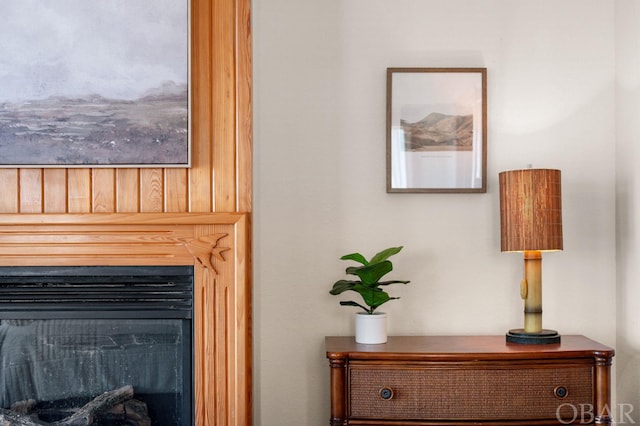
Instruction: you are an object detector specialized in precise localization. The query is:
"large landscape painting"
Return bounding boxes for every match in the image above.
[0,1,189,167]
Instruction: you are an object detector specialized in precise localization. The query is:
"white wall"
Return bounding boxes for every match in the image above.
[616,0,640,423]
[254,1,617,424]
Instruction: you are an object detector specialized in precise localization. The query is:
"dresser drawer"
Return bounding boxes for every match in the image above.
[348,363,594,421]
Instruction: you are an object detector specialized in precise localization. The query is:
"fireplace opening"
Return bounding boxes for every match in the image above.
[0,265,193,425]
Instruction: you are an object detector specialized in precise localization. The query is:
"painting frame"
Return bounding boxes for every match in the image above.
[0,1,191,168]
[386,67,487,193]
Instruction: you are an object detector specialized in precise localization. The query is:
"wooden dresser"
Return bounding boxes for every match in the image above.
[325,335,614,425]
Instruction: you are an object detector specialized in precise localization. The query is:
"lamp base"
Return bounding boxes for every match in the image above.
[506,329,561,345]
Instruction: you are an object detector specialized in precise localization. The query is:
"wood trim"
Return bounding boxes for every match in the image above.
[0,213,251,425]
[189,0,214,213]
[236,0,253,213]
[0,212,246,226]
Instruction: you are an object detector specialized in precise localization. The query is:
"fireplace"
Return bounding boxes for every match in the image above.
[0,213,252,425]
[0,265,194,425]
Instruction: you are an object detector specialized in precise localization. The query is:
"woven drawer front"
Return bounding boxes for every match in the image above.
[349,365,593,421]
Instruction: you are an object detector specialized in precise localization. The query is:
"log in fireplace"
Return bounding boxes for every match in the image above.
[0,265,194,425]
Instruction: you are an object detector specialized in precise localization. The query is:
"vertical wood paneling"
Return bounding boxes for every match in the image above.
[189,0,213,213]
[68,169,91,213]
[43,169,67,213]
[92,169,116,212]
[116,169,140,212]
[0,170,19,212]
[165,168,189,212]
[237,0,253,213]
[140,169,164,212]
[212,0,237,212]
[19,169,43,213]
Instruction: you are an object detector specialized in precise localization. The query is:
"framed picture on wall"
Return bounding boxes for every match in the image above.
[386,68,487,193]
[0,1,190,168]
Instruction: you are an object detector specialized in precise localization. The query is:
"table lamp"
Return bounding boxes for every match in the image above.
[499,168,563,344]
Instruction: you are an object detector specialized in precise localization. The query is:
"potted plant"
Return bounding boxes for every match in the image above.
[329,246,410,344]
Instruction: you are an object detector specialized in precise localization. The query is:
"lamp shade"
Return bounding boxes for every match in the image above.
[499,169,563,252]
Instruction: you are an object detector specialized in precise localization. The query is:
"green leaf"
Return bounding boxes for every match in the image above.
[377,279,410,286]
[347,261,393,286]
[329,280,358,295]
[340,252,368,265]
[353,283,395,308]
[369,246,403,265]
[338,300,371,313]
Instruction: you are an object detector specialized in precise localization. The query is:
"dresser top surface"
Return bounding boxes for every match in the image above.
[325,335,614,360]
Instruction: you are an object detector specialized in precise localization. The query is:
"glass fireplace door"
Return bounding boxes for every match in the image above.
[0,266,193,425]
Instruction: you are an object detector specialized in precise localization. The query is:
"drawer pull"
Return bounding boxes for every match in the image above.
[379,387,394,400]
[554,386,568,399]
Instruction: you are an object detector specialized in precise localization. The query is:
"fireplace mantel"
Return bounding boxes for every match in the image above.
[0,212,251,425]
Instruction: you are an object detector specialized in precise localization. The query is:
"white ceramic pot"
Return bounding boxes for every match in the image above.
[355,312,388,344]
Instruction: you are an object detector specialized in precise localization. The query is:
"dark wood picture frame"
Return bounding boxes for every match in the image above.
[386,68,487,193]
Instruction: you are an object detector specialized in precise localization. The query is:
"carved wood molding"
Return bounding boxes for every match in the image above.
[0,213,243,268]
[183,233,231,273]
